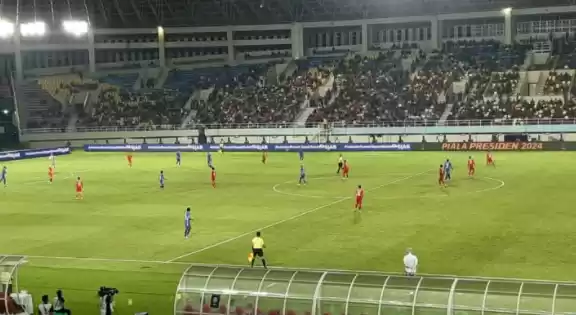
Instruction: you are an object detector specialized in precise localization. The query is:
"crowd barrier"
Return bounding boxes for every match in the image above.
[0,147,71,162]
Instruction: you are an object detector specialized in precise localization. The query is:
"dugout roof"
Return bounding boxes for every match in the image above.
[0,255,27,314]
[174,264,576,315]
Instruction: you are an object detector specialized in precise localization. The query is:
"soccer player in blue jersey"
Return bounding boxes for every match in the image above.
[207,152,213,168]
[1,166,6,187]
[184,207,192,239]
[298,149,304,161]
[176,151,181,167]
[298,164,307,185]
[444,159,453,181]
[159,170,165,189]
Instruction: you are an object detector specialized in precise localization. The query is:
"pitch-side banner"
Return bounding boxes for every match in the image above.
[83,143,413,152]
[439,142,567,151]
[0,147,71,162]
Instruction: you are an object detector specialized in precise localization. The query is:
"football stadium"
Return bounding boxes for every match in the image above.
[3,0,576,314]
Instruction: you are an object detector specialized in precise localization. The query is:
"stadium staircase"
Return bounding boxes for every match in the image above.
[198,87,214,101]
[155,68,169,89]
[293,100,314,127]
[67,112,78,131]
[515,72,528,96]
[180,110,197,129]
[19,82,60,112]
[437,103,454,125]
[180,89,205,128]
[17,81,63,127]
[279,61,298,83]
[535,72,549,95]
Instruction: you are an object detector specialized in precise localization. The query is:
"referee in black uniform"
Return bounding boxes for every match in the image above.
[251,231,268,269]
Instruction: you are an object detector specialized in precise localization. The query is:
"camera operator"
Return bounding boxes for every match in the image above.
[53,290,71,315]
[98,287,118,315]
[99,293,114,315]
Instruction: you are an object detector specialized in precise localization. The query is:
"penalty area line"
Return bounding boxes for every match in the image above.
[164,169,432,263]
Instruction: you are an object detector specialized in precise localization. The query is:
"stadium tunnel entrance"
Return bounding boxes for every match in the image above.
[0,255,28,315]
[174,264,576,315]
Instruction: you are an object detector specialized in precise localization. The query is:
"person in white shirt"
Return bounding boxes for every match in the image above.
[53,290,71,315]
[38,295,52,315]
[403,248,418,276]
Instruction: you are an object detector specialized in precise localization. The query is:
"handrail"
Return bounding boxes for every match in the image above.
[10,73,21,134]
[19,117,576,134]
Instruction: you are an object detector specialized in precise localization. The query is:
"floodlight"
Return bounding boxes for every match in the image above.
[62,20,89,36]
[157,26,164,35]
[1,109,8,115]
[501,7,512,16]
[20,21,46,37]
[0,20,14,38]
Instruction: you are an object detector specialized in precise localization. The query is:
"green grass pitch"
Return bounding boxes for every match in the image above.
[2,151,576,314]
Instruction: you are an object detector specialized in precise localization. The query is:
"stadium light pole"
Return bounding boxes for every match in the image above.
[0,20,15,38]
[501,7,513,45]
[62,20,89,37]
[20,21,46,37]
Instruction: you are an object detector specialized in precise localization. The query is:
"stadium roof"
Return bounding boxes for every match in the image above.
[1,0,575,29]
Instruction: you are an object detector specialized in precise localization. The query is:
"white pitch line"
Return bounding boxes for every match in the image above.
[164,170,432,263]
[24,255,187,265]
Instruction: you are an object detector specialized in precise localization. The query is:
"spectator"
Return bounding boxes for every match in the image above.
[53,290,71,315]
[38,295,53,315]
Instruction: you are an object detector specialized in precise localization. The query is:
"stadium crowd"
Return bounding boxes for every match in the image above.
[189,67,329,126]
[18,38,576,130]
[77,88,189,129]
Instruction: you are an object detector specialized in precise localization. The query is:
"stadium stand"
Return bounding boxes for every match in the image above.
[307,52,451,125]
[77,87,189,129]
[544,71,572,95]
[164,65,267,92]
[191,63,327,126]
[19,80,69,129]
[13,35,571,131]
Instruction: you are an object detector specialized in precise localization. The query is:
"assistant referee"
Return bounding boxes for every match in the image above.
[251,231,268,269]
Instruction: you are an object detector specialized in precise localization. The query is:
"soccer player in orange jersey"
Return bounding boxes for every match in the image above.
[486,151,495,167]
[75,177,84,199]
[342,160,350,179]
[48,166,54,183]
[126,153,133,167]
[438,165,446,187]
[211,167,216,188]
[467,156,476,177]
[355,185,364,211]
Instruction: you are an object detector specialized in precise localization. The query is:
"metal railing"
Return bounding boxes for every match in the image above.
[19,118,576,134]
